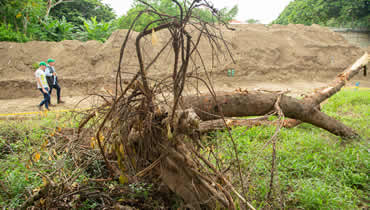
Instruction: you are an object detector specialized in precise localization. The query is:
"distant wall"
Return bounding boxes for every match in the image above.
[330,28,370,48]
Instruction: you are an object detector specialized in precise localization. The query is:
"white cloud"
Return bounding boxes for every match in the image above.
[102,0,134,16]
[102,0,293,24]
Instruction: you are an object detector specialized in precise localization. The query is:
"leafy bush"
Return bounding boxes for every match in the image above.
[77,16,116,42]
[37,17,76,41]
[0,24,29,42]
[31,62,40,70]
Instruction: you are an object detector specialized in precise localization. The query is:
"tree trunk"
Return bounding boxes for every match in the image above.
[184,53,368,138]
[23,15,28,35]
[184,91,357,138]
[13,17,19,32]
[46,0,74,17]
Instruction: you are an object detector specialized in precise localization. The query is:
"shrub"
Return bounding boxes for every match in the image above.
[0,24,29,42]
[77,16,116,42]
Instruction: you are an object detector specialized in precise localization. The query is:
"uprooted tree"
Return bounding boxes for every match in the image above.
[73,0,368,209]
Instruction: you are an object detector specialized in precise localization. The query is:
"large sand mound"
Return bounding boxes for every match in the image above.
[0,24,365,99]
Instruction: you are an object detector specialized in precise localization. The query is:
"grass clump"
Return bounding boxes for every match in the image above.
[0,122,47,207]
[0,113,83,208]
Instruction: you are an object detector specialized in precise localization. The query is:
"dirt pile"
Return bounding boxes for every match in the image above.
[0,24,365,99]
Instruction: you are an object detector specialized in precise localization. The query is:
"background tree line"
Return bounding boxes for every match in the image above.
[0,0,238,43]
[117,0,238,31]
[273,0,369,29]
[0,0,117,42]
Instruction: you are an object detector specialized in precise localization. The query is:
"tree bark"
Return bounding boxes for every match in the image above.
[156,142,231,209]
[127,110,234,210]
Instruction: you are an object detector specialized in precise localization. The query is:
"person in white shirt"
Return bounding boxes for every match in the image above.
[45,58,64,104]
[35,62,50,110]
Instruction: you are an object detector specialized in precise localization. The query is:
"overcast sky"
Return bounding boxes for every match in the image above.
[102,0,293,24]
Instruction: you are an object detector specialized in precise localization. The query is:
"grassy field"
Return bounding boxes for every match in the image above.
[0,89,369,209]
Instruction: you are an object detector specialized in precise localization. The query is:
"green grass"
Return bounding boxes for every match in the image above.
[0,89,369,209]
[208,89,369,209]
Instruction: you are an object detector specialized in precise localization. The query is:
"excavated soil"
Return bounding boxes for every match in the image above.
[0,24,368,114]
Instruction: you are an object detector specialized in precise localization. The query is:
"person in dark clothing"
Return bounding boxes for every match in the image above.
[45,58,64,104]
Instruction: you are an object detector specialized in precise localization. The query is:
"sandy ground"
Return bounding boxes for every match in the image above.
[1,78,368,116]
[0,95,98,114]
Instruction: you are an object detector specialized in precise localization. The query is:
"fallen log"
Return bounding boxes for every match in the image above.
[185,53,369,138]
[186,91,357,138]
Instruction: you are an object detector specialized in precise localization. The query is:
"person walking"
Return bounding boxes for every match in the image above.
[35,61,50,111]
[45,58,64,104]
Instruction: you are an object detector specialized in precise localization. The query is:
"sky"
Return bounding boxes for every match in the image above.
[102,0,293,24]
